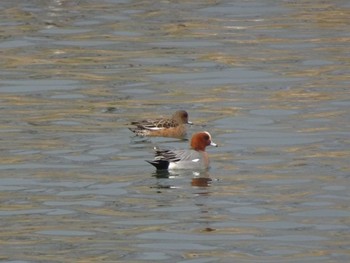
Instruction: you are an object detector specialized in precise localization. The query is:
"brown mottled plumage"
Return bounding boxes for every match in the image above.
[129,110,192,138]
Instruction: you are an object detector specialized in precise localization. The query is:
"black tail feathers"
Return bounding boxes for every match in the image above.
[146,160,169,170]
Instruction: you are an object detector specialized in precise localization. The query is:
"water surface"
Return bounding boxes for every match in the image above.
[1,0,349,262]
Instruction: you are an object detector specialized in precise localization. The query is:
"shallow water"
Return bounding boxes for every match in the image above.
[1,0,350,262]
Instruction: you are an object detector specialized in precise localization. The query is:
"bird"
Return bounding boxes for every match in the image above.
[129,110,192,138]
[146,131,217,170]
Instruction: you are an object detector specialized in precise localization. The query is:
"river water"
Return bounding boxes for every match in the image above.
[1,0,349,262]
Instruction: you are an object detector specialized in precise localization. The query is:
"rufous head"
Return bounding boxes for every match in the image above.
[191,131,217,151]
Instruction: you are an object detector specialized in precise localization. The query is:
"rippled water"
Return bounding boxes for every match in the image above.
[1,0,350,262]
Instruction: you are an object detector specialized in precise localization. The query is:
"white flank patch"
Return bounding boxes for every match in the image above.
[169,163,176,169]
[192,159,200,162]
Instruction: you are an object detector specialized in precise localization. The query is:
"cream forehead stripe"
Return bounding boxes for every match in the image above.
[204,131,211,139]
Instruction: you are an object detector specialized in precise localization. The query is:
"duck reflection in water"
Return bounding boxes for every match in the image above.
[152,170,212,189]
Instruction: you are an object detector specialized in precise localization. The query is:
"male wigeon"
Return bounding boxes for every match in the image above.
[129,110,192,138]
[146,131,217,170]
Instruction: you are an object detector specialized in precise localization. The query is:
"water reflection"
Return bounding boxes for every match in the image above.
[152,170,212,189]
[191,176,212,188]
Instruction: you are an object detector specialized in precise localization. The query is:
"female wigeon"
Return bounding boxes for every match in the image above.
[146,131,217,170]
[129,110,192,138]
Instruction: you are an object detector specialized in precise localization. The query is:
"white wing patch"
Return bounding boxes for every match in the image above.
[192,159,200,163]
[148,127,162,130]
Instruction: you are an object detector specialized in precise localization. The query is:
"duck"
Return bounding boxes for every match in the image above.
[146,131,217,170]
[129,110,192,138]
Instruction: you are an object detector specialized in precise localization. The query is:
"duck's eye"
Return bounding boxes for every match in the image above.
[183,113,188,118]
[203,134,209,140]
